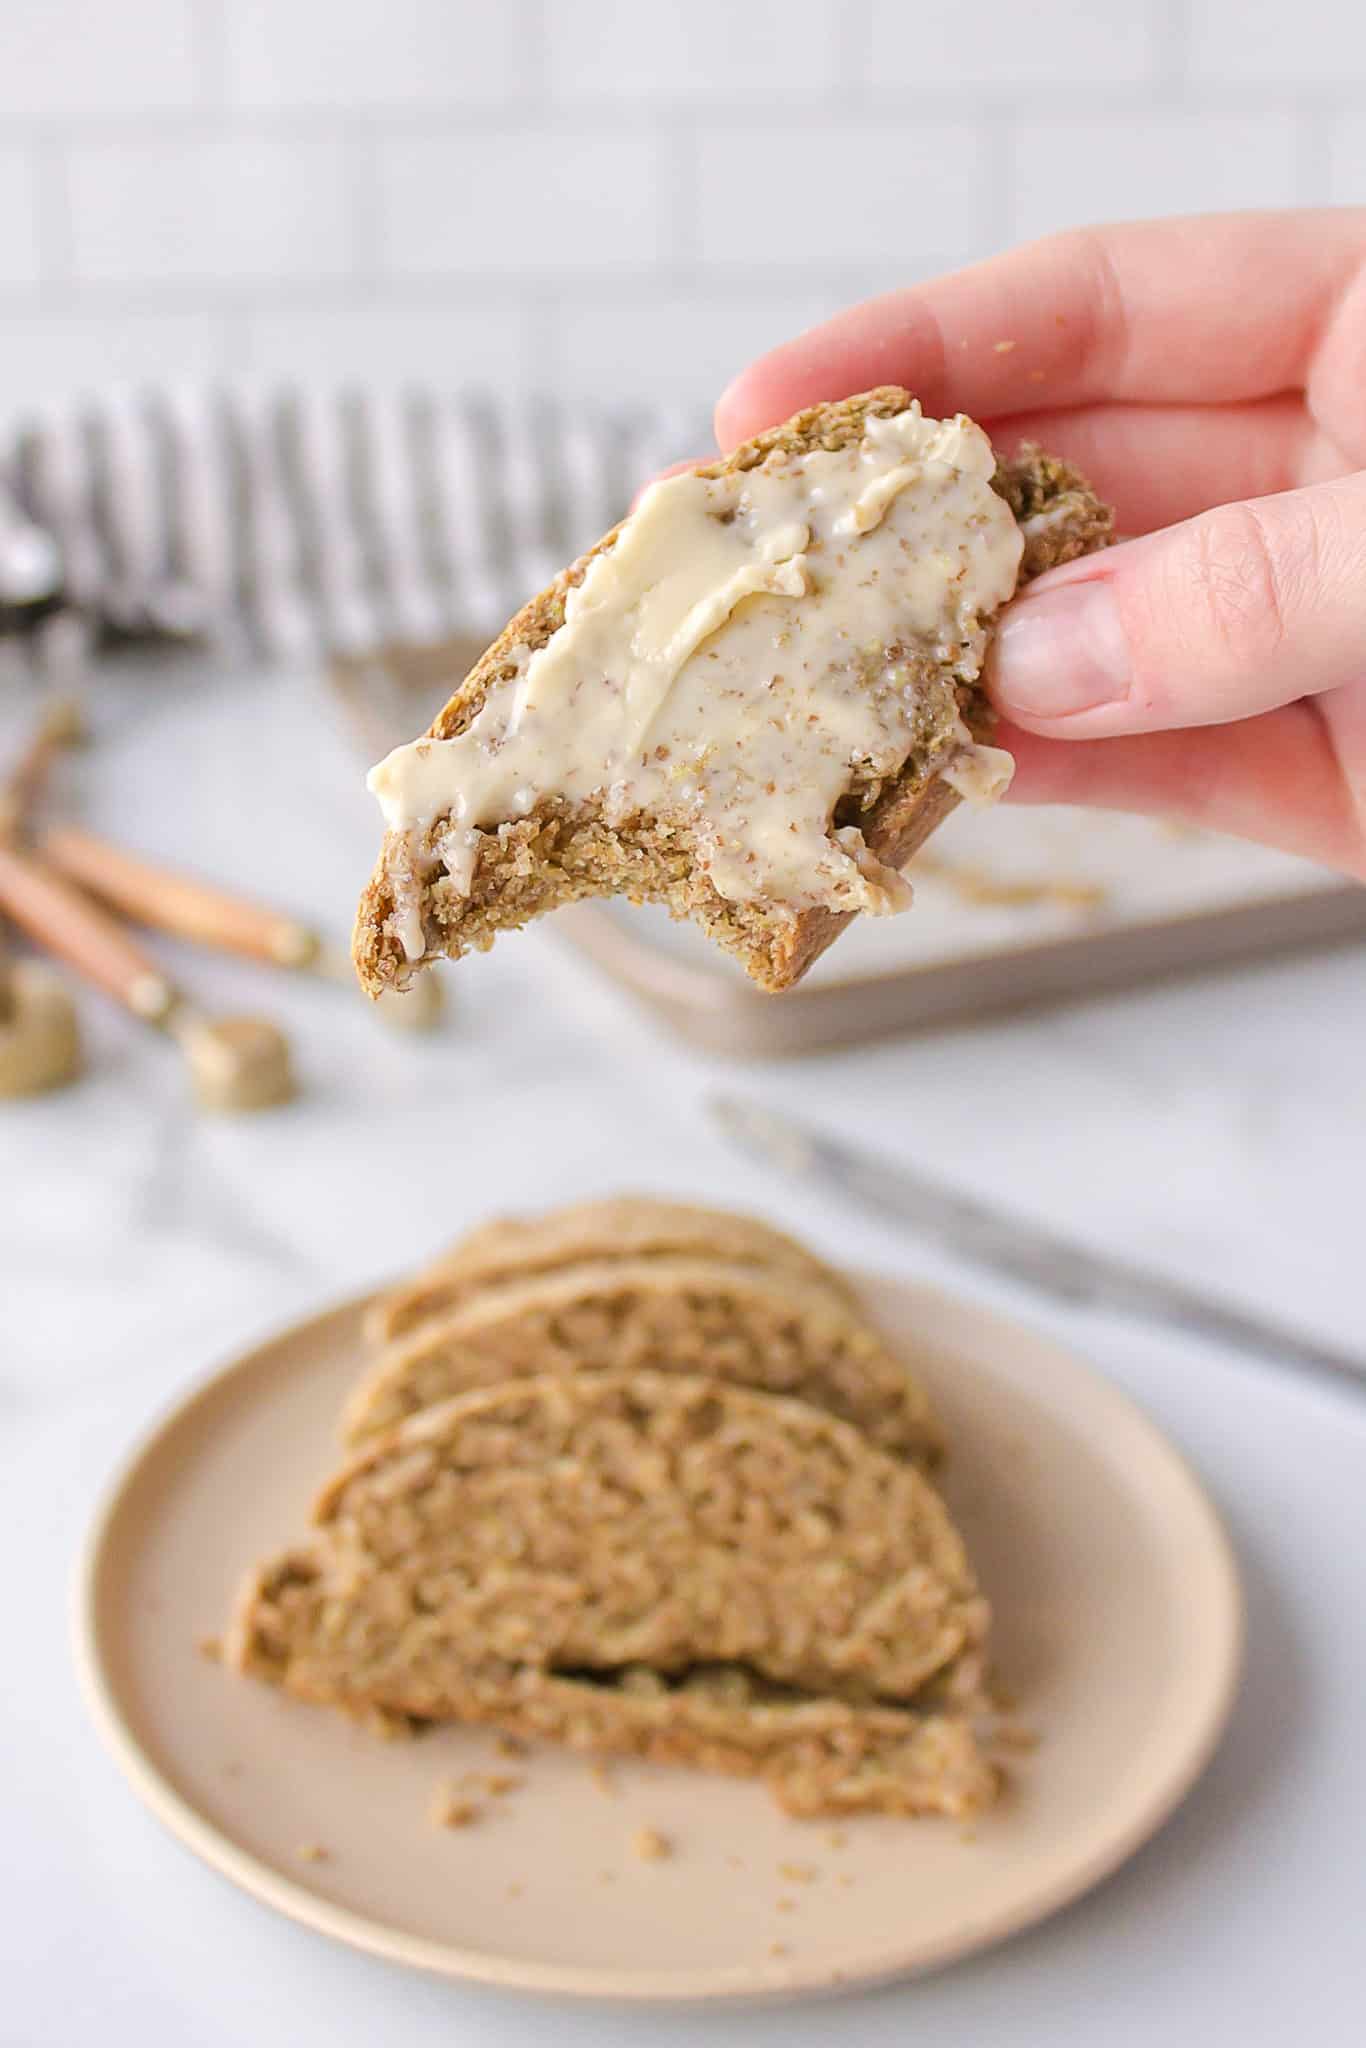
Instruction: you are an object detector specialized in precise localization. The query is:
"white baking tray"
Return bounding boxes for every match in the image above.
[552,805,1366,1055]
[331,641,1366,1058]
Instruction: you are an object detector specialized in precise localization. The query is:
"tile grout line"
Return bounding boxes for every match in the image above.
[665,118,699,278]
[834,0,873,101]
[347,123,382,283]
[3,86,1363,148]
[190,0,229,108]
[1154,0,1193,101]
[1295,107,1335,204]
[30,129,75,301]
[981,107,1014,254]
[518,0,550,106]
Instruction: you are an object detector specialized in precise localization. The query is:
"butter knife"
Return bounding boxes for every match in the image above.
[710,1094,1365,1392]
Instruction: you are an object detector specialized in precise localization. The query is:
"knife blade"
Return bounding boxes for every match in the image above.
[710,1093,1365,1393]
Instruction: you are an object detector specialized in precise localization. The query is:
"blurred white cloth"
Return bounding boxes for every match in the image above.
[0,385,705,658]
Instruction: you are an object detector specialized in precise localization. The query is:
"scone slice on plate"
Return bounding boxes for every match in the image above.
[232,1372,994,1819]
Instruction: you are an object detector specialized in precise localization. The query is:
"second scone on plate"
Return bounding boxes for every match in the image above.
[345,1252,940,1462]
[369,1193,855,1345]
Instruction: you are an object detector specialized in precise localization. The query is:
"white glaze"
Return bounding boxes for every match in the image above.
[368,406,1023,956]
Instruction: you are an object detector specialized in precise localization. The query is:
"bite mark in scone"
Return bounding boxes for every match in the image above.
[353,388,1111,996]
[231,1372,996,1820]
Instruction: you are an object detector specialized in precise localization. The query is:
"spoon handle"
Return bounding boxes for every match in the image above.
[40,824,319,969]
[0,839,175,1021]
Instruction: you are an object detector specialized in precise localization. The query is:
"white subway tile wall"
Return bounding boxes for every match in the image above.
[861,1,1161,89]
[238,298,535,393]
[543,0,844,100]
[0,0,199,117]
[67,136,357,284]
[1328,117,1366,203]
[553,287,856,416]
[1189,1,1366,84]
[1005,113,1303,244]
[694,119,986,273]
[225,0,518,110]
[0,0,1360,413]
[0,145,43,286]
[374,130,664,274]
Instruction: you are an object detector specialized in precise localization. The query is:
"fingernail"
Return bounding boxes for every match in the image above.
[989,579,1130,720]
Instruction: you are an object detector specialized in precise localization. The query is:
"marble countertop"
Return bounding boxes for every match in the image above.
[7,653,1366,2046]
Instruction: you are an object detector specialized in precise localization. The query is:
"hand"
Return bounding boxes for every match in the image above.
[716,212,1366,877]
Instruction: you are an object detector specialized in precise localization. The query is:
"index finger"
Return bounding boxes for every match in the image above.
[715,210,1366,448]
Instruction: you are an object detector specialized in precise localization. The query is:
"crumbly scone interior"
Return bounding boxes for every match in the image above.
[231,1370,997,1817]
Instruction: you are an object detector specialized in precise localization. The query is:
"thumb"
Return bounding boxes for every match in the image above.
[986,472,1366,736]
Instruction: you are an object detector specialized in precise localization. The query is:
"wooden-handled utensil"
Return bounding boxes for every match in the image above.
[0,696,86,1094]
[42,823,321,969]
[0,695,84,842]
[39,823,443,1031]
[0,945,82,1097]
[0,840,293,1112]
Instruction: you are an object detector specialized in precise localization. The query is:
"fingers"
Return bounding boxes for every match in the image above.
[653,401,1338,547]
[715,212,1366,448]
[998,706,1366,879]
[989,395,1340,538]
[986,472,1366,736]
[636,400,1335,535]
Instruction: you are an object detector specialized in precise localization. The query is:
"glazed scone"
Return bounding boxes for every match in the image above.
[354,387,1110,996]
[345,1254,939,1462]
[232,1372,994,1819]
[369,1193,853,1345]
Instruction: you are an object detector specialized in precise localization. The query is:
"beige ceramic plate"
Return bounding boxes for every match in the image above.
[76,1276,1241,2005]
